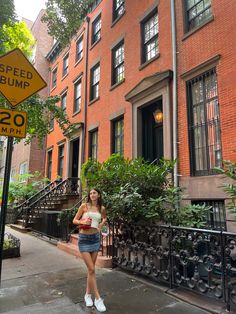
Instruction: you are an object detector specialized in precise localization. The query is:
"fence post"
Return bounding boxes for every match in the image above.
[221,231,230,311]
[169,226,173,289]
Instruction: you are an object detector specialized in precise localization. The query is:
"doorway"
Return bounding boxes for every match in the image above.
[142,101,163,163]
[70,138,80,178]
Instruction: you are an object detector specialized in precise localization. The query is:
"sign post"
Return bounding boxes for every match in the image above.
[0,48,47,284]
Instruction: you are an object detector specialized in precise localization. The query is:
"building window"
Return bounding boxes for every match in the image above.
[10,168,16,182]
[57,145,64,178]
[90,63,100,101]
[141,10,159,64]
[112,40,124,85]
[89,129,98,160]
[61,92,67,111]
[62,54,69,77]
[51,67,57,88]
[76,36,83,62]
[47,150,52,180]
[192,200,226,231]
[112,117,124,155]
[19,162,28,181]
[187,68,222,176]
[74,79,82,113]
[49,111,54,130]
[92,14,101,44]
[185,0,212,32]
[113,0,125,21]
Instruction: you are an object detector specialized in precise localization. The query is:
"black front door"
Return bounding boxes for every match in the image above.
[142,102,163,163]
[71,138,80,177]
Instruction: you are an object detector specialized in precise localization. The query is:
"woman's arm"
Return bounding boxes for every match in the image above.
[72,204,85,225]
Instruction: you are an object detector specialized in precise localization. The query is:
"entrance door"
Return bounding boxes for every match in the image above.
[71,138,80,178]
[70,138,80,191]
[142,102,163,163]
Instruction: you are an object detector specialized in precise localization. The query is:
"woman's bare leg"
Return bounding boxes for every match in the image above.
[81,252,100,299]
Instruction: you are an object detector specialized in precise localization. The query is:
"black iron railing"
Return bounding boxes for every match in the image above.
[112,221,236,311]
[13,181,55,222]
[16,177,80,228]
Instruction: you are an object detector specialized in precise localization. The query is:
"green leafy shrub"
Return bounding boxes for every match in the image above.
[215,160,236,213]
[81,155,208,227]
[1,172,49,205]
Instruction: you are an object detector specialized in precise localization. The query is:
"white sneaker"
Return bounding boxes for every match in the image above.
[94,298,106,312]
[84,294,93,307]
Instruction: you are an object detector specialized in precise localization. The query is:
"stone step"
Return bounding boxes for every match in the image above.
[9,224,31,233]
[70,233,79,245]
[57,241,112,268]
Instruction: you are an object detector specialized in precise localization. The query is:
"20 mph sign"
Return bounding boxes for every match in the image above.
[0,48,47,107]
[0,108,27,138]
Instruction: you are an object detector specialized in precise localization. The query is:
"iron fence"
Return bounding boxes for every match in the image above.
[111,221,236,311]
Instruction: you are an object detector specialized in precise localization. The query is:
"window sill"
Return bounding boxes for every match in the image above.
[74,57,83,67]
[110,78,125,91]
[182,16,214,41]
[50,85,57,92]
[61,72,69,81]
[90,37,101,50]
[139,53,160,71]
[89,96,100,106]
[72,109,81,117]
[111,11,126,28]
[190,170,220,177]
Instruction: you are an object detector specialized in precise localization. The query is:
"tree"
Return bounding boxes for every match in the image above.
[0,16,74,146]
[0,0,16,28]
[42,0,94,47]
[0,21,35,56]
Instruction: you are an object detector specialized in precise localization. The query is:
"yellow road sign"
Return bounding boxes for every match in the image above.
[0,48,47,107]
[0,108,27,138]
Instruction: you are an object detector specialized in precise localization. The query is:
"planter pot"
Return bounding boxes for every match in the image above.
[3,232,21,259]
[3,247,20,259]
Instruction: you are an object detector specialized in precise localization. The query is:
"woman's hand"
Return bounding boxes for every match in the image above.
[80,217,92,225]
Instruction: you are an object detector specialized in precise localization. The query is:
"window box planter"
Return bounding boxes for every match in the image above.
[3,233,20,259]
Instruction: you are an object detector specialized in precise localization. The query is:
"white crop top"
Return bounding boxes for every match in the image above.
[83,211,101,229]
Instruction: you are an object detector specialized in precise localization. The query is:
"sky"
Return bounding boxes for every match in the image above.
[14,0,46,22]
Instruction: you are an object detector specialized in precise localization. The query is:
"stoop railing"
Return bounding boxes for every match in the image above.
[112,221,236,311]
[10,178,81,231]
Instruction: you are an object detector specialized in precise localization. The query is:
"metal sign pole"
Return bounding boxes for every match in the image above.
[0,136,14,285]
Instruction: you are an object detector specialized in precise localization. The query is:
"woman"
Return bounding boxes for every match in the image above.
[73,188,107,312]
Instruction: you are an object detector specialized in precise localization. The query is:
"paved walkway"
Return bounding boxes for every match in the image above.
[0,227,228,314]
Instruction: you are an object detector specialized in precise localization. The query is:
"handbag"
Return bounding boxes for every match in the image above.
[79,217,92,229]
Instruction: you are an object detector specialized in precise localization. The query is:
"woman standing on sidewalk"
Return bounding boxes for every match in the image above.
[73,188,107,312]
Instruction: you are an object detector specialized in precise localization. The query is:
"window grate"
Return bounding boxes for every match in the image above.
[192,200,226,231]
[187,68,222,176]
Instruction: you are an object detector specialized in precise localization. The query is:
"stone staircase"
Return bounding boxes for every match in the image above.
[57,233,113,268]
[10,178,81,237]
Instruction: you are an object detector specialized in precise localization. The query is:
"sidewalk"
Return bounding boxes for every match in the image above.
[0,227,226,314]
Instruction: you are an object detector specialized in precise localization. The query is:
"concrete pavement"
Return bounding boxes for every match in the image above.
[0,227,226,314]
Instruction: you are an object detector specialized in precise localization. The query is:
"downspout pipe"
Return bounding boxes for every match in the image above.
[82,16,90,164]
[171,0,178,188]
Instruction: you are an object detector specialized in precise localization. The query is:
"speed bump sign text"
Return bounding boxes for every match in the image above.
[0,108,27,138]
[0,48,47,107]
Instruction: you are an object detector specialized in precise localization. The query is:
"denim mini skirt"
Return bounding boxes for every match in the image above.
[78,232,100,252]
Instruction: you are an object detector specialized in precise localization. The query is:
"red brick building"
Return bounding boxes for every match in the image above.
[46,0,236,230]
